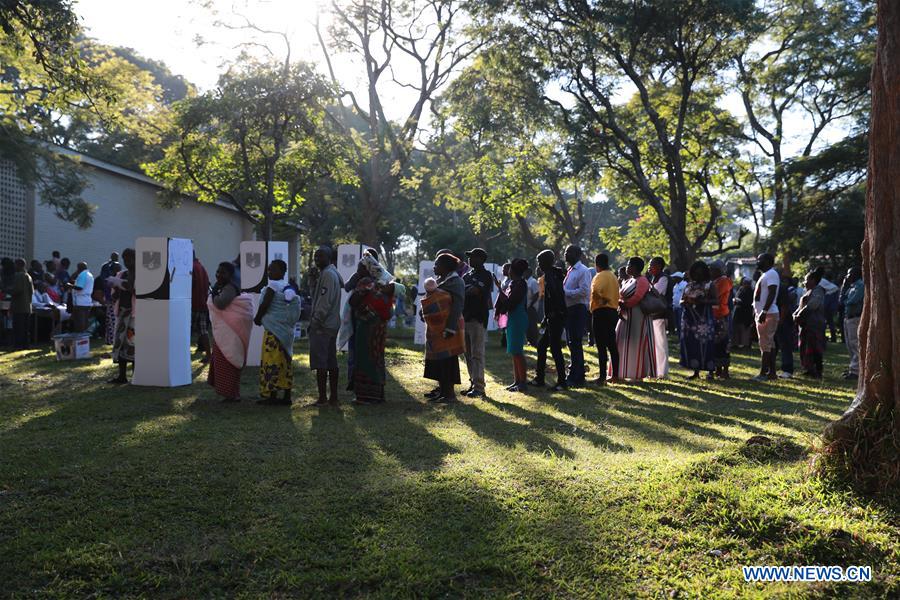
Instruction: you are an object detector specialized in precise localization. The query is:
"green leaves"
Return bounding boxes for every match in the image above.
[147,58,352,240]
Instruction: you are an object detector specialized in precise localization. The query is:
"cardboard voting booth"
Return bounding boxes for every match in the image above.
[336,244,374,350]
[413,261,504,345]
[241,241,290,367]
[131,237,193,387]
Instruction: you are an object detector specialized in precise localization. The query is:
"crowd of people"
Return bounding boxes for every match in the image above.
[412,247,865,403]
[1,244,865,407]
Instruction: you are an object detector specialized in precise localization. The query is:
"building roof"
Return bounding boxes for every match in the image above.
[50,144,248,217]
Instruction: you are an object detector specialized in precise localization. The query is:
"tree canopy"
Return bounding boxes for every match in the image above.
[3,0,874,272]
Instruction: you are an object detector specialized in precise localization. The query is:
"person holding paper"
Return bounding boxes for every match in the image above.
[69,262,94,333]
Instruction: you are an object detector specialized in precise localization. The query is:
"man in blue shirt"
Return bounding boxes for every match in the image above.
[840,267,864,380]
[563,245,592,386]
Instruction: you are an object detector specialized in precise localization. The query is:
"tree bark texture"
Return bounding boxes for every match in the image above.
[823,0,899,494]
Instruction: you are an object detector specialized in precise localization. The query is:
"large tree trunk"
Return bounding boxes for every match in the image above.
[822,0,900,495]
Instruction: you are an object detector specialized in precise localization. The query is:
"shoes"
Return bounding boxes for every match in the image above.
[842,372,858,380]
[464,389,484,398]
[462,385,474,396]
[549,382,568,392]
[425,388,441,399]
[778,371,793,379]
[705,373,716,381]
[505,383,518,391]
[529,378,546,387]
[434,395,457,404]
[750,374,768,382]
[592,377,607,386]
[508,383,528,393]
[107,377,127,385]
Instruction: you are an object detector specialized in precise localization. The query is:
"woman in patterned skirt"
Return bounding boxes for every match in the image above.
[349,277,397,404]
[108,249,135,384]
[679,261,717,380]
[254,260,301,405]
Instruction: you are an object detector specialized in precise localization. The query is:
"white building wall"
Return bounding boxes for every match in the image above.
[32,164,255,274]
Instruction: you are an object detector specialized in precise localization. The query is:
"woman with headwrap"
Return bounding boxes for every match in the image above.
[423,253,466,402]
[348,255,401,404]
[207,261,254,402]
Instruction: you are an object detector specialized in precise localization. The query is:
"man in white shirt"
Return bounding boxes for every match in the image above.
[563,245,592,386]
[817,272,840,342]
[752,253,780,381]
[70,261,94,332]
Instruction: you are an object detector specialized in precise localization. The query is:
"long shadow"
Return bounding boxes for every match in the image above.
[450,399,575,459]
[482,396,633,453]
[348,366,459,472]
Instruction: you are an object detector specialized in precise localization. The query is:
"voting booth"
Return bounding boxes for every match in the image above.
[132,237,193,387]
[336,244,374,350]
[241,240,290,367]
[413,261,504,345]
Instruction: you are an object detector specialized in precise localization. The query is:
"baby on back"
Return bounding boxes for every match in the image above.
[267,278,296,303]
[423,277,439,295]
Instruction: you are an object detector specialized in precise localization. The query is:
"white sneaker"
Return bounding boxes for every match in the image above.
[778,372,793,379]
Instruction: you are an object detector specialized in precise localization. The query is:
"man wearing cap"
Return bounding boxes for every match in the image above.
[462,248,494,398]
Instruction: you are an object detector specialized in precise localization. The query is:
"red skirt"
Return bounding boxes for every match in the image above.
[208,344,241,399]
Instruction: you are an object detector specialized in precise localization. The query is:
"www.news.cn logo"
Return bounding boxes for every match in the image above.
[743,565,872,583]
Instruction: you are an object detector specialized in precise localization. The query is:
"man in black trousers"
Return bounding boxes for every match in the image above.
[531,249,568,391]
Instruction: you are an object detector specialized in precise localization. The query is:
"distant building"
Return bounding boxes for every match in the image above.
[726,257,758,282]
[0,147,300,275]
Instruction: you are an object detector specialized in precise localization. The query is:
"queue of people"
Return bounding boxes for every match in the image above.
[2,245,865,406]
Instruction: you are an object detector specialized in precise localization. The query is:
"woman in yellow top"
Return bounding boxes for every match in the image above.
[589,253,621,384]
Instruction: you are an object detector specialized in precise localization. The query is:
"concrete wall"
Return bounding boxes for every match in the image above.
[32,164,256,275]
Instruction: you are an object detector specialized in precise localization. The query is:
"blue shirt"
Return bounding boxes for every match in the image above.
[563,262,592,308]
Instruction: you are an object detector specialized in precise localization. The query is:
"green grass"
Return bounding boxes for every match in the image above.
[1,330,897,598]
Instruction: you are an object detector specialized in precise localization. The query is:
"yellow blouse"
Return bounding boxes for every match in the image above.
[590,270,620,312]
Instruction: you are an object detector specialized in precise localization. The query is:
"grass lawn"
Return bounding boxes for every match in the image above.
[1,329,897,598]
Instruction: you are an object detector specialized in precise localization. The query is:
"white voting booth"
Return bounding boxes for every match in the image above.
[413,261,504,345]
[241,241,289,367]
[132,237,193,387]
[336,244,374,350]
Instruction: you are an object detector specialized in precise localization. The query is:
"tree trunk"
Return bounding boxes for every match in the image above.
[669,237,692,273]
[822,0,900,495]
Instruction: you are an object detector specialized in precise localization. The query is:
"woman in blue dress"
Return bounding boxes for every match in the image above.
[498,258,530,392]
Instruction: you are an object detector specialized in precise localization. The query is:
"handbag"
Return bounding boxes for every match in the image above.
[494,290,509,316]
[639,286,669,318]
